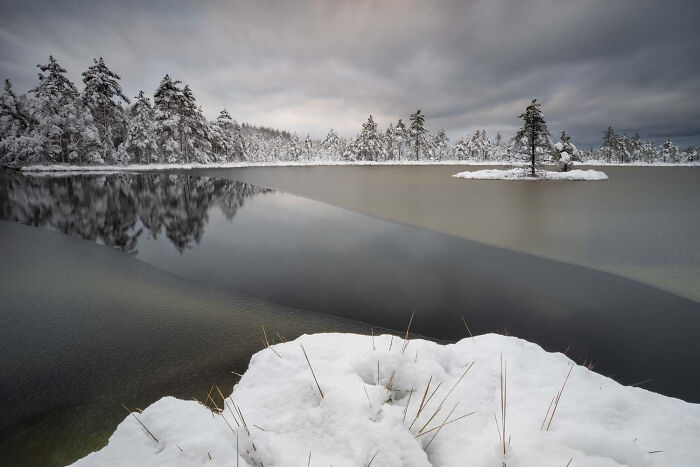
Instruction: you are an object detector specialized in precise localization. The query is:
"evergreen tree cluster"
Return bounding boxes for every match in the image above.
[1,56,697,167]
[0,56,245,167]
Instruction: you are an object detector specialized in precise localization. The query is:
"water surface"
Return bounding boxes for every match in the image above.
[207,165,700,301]
[0,220,378,466]
[1,171,698,410]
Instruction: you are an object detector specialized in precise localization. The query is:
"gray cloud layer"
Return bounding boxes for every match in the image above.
[1,0,699,146]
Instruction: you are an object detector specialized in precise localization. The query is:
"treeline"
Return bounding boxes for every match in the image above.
[0,55,697,167]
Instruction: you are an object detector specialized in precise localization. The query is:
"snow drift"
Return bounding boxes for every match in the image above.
[72,333,699,466]
[452,168,609,181]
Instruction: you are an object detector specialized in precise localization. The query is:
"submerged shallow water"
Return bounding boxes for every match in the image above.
[0,169,698,464]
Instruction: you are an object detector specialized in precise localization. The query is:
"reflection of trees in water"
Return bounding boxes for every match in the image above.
[0,173,270,253]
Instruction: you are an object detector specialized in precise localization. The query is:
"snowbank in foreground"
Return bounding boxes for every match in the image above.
[72,333,698,467]
[453,168,609,181]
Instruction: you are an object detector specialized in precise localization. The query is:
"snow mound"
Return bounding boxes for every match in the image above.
[452,168,608,181]
[72,333,699,466]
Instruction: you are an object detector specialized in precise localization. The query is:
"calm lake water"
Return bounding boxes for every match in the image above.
[0,168,698,465]
[206,165,700,302]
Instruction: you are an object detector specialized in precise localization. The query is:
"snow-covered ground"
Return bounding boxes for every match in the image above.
[72,333,699,467]
[19,160,511,172]
[16,160,698,173]
[453,168,609,181]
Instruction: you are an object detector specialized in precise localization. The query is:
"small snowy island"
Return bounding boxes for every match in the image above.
[73,333,699,467]
[453,101,609,182]
[452,168,608,181]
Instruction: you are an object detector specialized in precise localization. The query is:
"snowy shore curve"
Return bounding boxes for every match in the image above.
[72,333,699,466]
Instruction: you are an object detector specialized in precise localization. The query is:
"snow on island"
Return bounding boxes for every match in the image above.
[72,333,699,467]
[452,168,609,181]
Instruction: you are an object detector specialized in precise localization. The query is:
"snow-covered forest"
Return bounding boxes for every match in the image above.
[1,56,697,168]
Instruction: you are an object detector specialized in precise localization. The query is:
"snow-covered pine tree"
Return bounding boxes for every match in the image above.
[660,139,679,163]
[394,119,407,161]
[153,74,182,163]
[304,134,313,160]
[321,128,344,159]
[616,133,632,163]
[384,123,395,161]
[210,109,244,162]
[630,133,642,162]
[515,99,550,177]
[288,134,303,160]
[81,57,130,163]
[357,115,382,161]
[433,129,449,161]
[343,137,360,161]
[409,109,427,160]
[601,126,616,163]
[125,91,157,164]
[178,85,211,163]
[641,140,655,164]
[553,130,579,172]
[0,79,37,165]
[31,55,101,164]
[453,136,469,160]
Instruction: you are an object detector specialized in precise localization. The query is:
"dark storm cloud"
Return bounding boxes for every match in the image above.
[1,0,699,146]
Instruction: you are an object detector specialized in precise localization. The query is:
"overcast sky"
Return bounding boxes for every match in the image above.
[1,0,699,146]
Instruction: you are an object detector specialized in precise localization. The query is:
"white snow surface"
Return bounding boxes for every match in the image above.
[72,333,699,467]
[452,168,609,181]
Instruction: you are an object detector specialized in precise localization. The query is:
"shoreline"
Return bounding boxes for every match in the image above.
[9,159,699,173]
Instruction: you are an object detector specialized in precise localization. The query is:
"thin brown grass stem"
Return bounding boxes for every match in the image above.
[425,404,458,450]
[460,315,475,343]
[386,371,396,391]
[630,378,653,387]
[121,403,159,444]
[364,387,373,409]
[422,381,443,412]
[415,411,475,437]
[418,405,442,433]
[401,311,415,354]
[366,451,379,466]
[547,364,573,431]
[216,386,241,427]
[403,388,415,422]
[261,326,270,347]
[301,343,324,399]
[540,395,556,431]
[262,326,282,358]
[436,361,474,411]
[493,412,502,443]
[408,376,432,430]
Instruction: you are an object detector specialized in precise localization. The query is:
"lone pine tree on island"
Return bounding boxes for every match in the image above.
[516,99,550,177]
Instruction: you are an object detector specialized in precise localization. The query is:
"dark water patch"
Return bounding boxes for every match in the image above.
[0,221,384,466]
